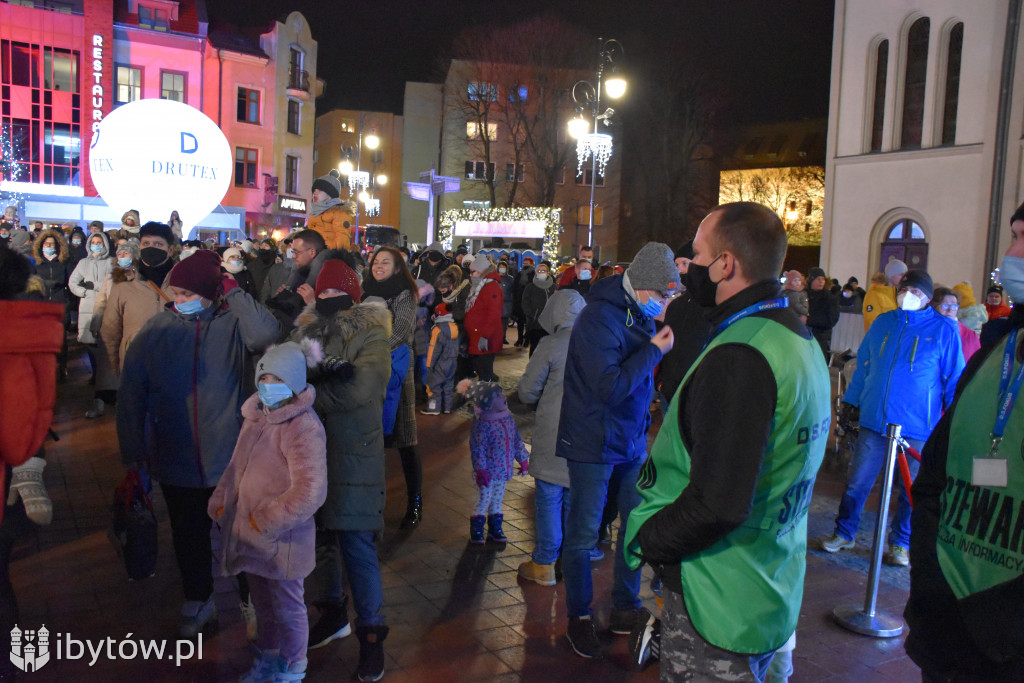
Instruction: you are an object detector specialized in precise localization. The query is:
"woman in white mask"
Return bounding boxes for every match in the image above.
[221,247,258,297]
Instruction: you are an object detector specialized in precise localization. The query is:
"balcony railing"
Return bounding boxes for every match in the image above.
[287,69,310,93]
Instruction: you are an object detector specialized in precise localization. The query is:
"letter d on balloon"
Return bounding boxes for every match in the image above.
[180,132,198,154]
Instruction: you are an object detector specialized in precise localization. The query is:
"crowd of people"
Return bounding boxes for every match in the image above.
[1,194,1022,683]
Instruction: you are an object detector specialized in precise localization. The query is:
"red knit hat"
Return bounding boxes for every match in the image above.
[434,302,450,316]
[168,249,221,300]
[315,259,362,300]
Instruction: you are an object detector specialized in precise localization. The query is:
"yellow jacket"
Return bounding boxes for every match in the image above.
[307,204,354,251]
[862,284,897,331]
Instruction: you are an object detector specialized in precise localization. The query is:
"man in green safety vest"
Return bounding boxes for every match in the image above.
[904,203,1024,680]
[625,202,831,680]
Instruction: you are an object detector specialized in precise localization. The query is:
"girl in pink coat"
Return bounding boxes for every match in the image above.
[208,341,327,683]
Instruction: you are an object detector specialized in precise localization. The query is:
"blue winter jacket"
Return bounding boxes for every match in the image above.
[117,289,280,488]
[556,274,662,465]
[843,306,965,441]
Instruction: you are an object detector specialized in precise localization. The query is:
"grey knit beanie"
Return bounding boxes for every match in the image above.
[626,242,681,295]
[255,342,308,395]
[312,169,342,199]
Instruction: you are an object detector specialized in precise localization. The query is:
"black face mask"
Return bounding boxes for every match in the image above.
[428,254,442,265]
[315,294,353,318]
[684,255,722,308]
[258,250,277,264]
[140,246,169,267]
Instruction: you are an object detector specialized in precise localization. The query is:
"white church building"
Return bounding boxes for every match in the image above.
[822,0,1024,288]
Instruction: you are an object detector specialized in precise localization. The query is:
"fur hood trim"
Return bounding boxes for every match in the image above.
[32,229,69,262]
[112,266,137,284]
[294,299,392,343]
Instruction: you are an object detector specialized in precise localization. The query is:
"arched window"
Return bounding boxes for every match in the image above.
[941,22,964,145]
[870,40,889,151]
[900,17,930,150]
[882,218,929,270]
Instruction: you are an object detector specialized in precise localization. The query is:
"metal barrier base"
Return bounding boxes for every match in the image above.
[833,605,904,638]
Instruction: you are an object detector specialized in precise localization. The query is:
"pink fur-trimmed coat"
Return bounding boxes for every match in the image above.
[208,386,327,581]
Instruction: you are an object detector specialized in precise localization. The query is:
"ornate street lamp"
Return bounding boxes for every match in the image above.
[337,115,385,249]
[569,39,626,248]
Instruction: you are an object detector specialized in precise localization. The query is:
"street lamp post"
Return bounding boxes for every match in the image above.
[337,113,385,250]
[569,39,626,249]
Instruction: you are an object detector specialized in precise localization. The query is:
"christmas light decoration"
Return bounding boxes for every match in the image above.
[439,207,563,259]
[576,133,613,177]
[347,171,370,192]
[0,123,27,216]
[365,198,380,217]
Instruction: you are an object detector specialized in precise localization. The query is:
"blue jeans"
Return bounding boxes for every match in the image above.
[533,479,570,565]
[307,528,385,627]
[835,427,923,549]
[564,459,642,618]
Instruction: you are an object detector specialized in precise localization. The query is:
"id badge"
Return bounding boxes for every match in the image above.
[972,457,1009,487]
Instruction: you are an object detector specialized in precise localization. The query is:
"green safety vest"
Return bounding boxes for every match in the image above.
[625,315,830,654]
[937,333,1024,598]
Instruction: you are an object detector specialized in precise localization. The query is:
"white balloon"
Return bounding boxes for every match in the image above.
[88,99,232,241]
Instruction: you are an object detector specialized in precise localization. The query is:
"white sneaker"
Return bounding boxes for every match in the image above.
[240,598,258,642]
[85,398,105,419]
[179,596,217,639]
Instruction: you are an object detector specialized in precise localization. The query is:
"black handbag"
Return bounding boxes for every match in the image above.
[108,469,158,581]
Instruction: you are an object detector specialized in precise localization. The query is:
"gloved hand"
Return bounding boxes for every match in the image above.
[517,459,530,476]
[477,337,488,352]
[81,281,94,290]
[221,273,238,294]
[839,402,859,426]
[322,356,355,381]
[474,469,491,487]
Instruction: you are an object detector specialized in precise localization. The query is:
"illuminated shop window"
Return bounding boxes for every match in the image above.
[237,87,260,124]
[160,70,185,103]
[235,147,258,187]
[116,65,142,105]
[466,121,497,140]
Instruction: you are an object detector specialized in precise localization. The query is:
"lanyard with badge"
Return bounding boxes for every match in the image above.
[975,328,1024,487]
[706,298,789,346]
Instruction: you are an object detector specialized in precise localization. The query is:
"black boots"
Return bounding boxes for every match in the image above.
[400,493,422,530]
[356,624,389,682]
[486,513,506,543]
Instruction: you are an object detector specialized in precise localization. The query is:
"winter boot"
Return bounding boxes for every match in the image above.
[8,457,53,525]
[469,515,486,544]
[355,625,389,682]
[486,513,506,543]
[400,493,422,530]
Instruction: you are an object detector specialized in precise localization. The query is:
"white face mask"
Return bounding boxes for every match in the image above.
[897,291,923,311]
[224,260,244,274]
[535,273,549,283]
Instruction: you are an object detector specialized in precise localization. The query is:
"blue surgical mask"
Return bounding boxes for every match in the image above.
[117,256,133,268]
[640,295,664,318]
[89,243,104,253]
[579,269,592,281]
[1000,255,1024,303]
[258,382,293,409]
[174,298,205,316]
[43,247,56,256]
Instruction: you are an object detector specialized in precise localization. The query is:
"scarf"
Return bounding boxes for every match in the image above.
[443,279,470,306]
[310,197,343,218]
[362,272,409,302]
[466,276,489,311]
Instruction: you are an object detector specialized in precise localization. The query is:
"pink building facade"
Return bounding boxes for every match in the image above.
[0,0,320,240]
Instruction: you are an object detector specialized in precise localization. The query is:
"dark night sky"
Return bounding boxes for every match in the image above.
[207,0,834,123]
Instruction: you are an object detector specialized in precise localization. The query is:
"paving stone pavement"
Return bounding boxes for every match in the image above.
[8,338,921,681]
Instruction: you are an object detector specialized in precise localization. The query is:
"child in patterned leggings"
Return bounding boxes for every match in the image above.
[457,380,529,543]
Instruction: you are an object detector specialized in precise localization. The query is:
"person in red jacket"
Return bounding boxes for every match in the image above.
[1,247,64,681]
[464,254,504,381]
